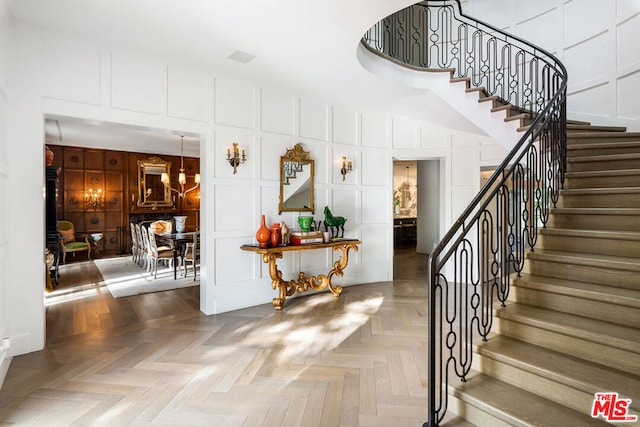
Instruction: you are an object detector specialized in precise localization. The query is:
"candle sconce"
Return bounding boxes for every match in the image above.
[227,142,246,174]
[340,156,353,181]
[85,188,103,210]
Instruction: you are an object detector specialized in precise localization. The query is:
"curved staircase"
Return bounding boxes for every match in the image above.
[446,124,640,426]
[361,1,639,424]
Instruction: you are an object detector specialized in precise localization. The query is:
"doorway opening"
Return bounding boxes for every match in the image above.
[392,159,441,281]
[43,115,202,342]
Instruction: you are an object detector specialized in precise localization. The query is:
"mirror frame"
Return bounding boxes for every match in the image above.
[137,156,173,208]
[279,143,314,214]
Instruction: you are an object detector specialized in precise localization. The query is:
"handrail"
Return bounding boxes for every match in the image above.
[362,1,567,426]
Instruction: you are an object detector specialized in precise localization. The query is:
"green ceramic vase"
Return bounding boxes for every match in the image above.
[297,216,313,232]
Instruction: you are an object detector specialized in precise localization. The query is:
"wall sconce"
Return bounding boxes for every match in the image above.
[340,156,353,181]
[227,142,246,174]
[161,135,201,198]
[85,188,103,210]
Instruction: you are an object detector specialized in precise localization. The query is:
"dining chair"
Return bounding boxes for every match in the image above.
[135,223,146,268]
[140,226,152,271]
[147,230,174,279]
[130,223,139,263]
[57,220,91,264]
[182,232,200,281]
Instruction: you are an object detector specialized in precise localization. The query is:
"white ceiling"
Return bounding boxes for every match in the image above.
[10,0,483,154]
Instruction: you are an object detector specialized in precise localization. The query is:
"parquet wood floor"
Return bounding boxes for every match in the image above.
[0,249,430,426]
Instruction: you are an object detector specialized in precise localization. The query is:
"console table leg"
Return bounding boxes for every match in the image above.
[261,242,359,310]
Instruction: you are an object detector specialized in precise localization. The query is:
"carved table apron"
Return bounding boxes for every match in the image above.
[240,239,361,310]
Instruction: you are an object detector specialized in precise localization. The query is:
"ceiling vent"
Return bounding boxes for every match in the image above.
[228,50,256,64]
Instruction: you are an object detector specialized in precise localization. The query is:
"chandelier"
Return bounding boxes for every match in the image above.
[161,135,201,198]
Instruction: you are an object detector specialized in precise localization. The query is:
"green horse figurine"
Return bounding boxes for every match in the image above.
[323,206,346,238]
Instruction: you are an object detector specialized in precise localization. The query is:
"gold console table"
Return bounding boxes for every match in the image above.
[240,239,361,310]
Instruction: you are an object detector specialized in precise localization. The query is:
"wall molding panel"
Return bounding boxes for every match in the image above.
[467,0,640,131]
[5,18,520,357]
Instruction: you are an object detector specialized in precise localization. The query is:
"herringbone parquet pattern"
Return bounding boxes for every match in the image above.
[0,249,429,426]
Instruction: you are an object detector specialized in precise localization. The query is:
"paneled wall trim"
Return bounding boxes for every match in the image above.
[6,19,501,360]
[467,0,640,131]
[49,145,200,256]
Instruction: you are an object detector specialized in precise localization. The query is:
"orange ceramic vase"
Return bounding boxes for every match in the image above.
[270,223,281,247]
[256,215,271,248]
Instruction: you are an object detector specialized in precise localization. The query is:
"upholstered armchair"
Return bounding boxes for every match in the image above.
[57,220,91,264]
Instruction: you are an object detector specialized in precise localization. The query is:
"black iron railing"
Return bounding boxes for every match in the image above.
[362,1,567,425]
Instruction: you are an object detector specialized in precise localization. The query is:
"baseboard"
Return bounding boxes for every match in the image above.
[0,353,11,389]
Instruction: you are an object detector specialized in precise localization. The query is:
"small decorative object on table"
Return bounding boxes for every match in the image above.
[290,231,323,245]
[297,215,314,232]
[90,233,103,256]
[256,214,271,248]
[174,215,188,233]
[270,223,282,247]
[280,221,290,245]
[323,206,347,238]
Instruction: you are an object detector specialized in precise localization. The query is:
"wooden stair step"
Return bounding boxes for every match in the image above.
[511,273,640,327]
[495,303,640,375]
[558,187,640,208]
[564,169,640,189]
[548,207,640,231]
[567,153,640,172]
[567,141,640,156]
[523,248,640,289]
[513,273,640,308]
[496,302,640,354]
[475,336,640,415]
[567,132,640,143]
[449,371,607,427]
[465,86,486,95]
[538,227,640,257]
[567,119,592,125]
[566,124,627,133]
[477,94,500,104]
[527,249,640,272]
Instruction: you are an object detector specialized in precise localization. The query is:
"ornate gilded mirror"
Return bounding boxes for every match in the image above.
[279,144,314,214]
[137,156,172,208]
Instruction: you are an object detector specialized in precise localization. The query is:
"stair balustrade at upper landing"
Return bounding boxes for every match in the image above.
[361,1,568,425]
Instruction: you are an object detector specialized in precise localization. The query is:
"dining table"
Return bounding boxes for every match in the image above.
[154,231,199,280]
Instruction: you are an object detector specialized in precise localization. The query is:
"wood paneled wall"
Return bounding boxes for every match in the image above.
[48,145,200,256]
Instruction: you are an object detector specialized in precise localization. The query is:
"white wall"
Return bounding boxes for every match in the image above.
[4,22,493,358]
[0,0,11,383]
[416,160,440,254]
[466,0,640,131]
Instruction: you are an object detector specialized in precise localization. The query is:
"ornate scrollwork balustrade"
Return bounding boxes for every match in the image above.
[362,2,568,425]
